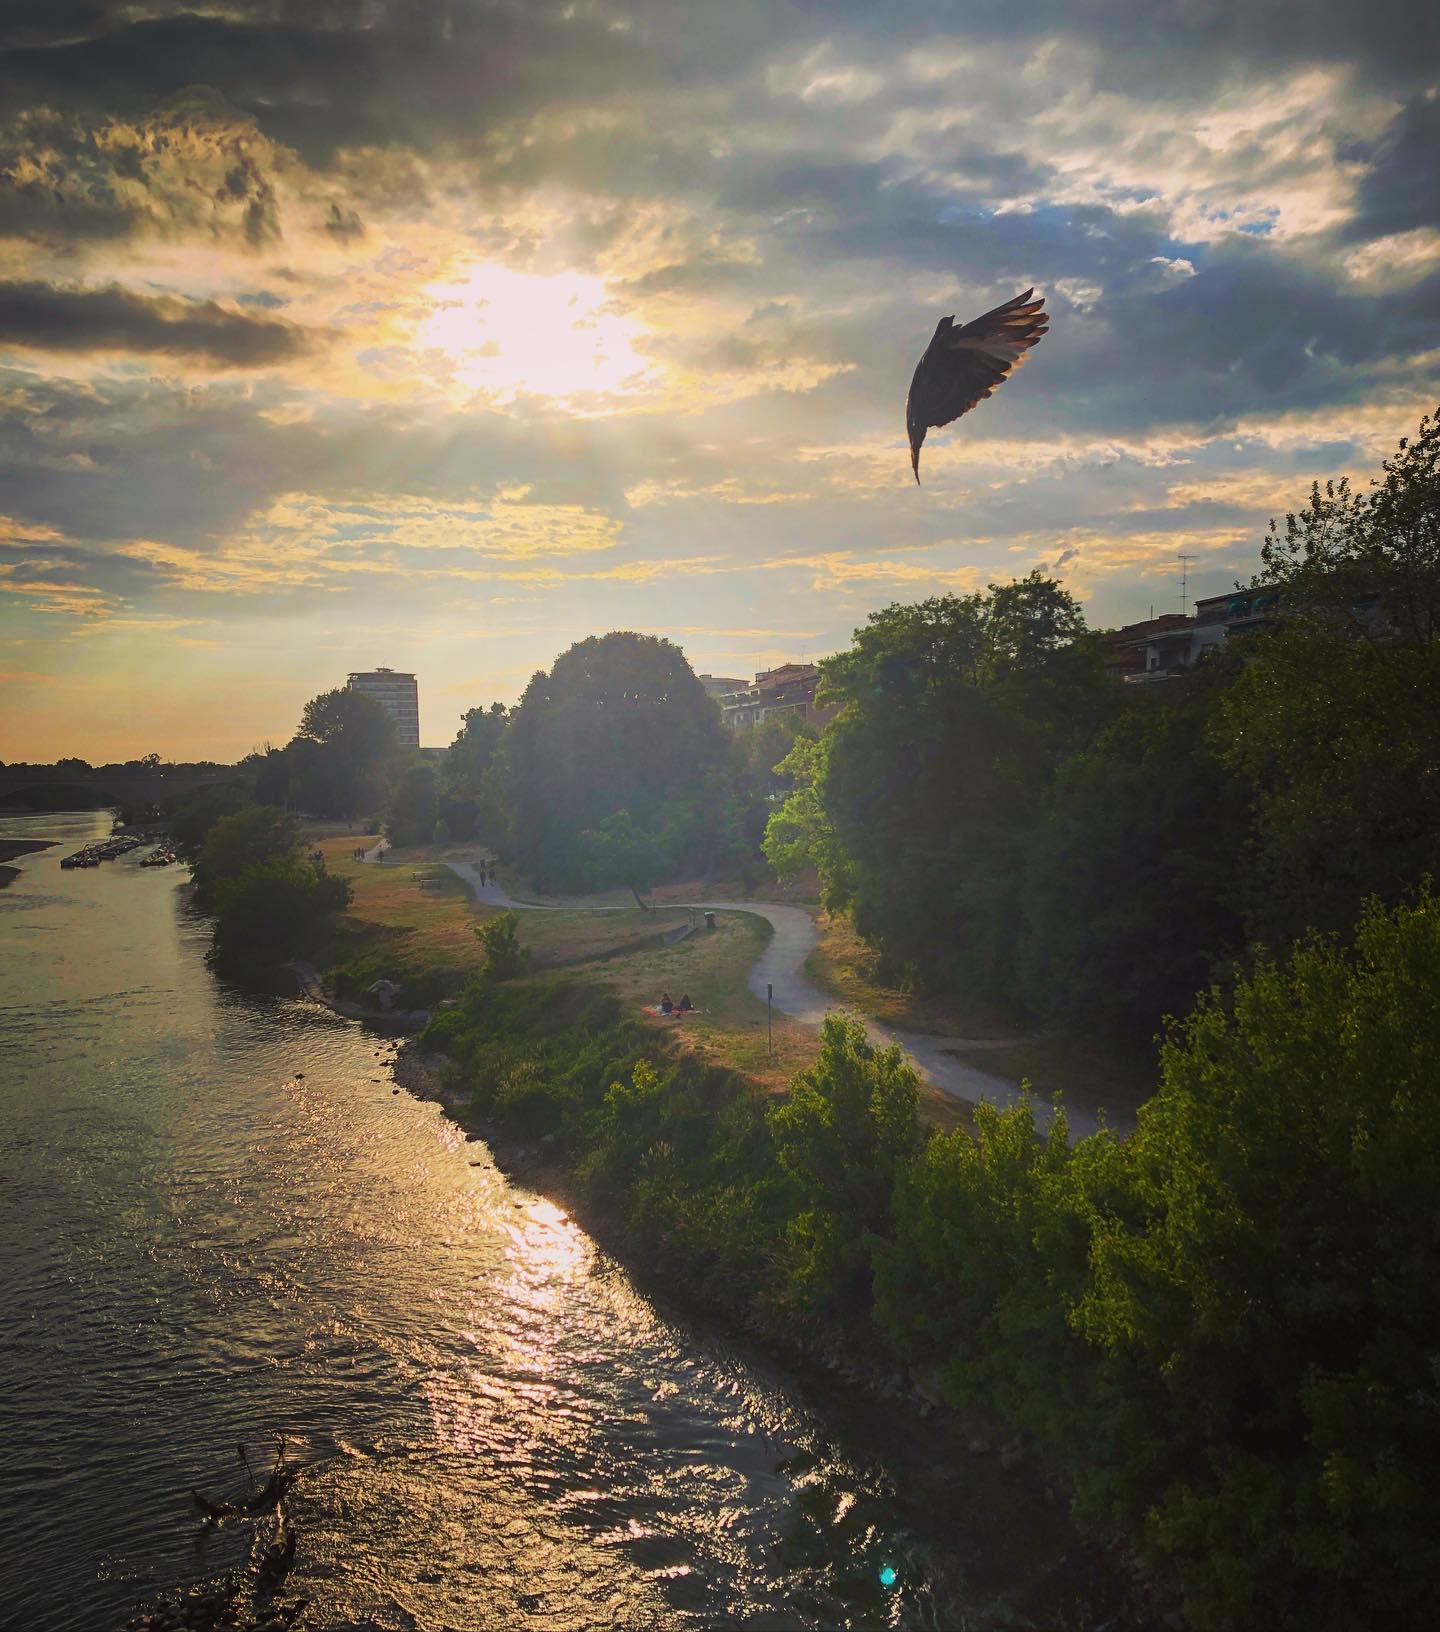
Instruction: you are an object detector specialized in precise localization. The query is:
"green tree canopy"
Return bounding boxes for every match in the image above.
[788,576,1112,993]
[190,803,300,908]
[504,632,730,889]
[1019,673,1248,1035]
[444,701,509,796]
[167,781,252,862]
[1218,408,1440,946]
[1064,893,1440,1629]
[386,763,438,848]
[768,1014,921,1316]
[581,809,665,907]
[289,687,398,817]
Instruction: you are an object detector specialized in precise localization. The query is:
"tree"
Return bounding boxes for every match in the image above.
[503,632,730,889]
[191,804,299,908]
[289,688,398,817]
[761,733,848,902]
[1019,675,1248,1036]
[444,701,509,796]
[168,782,252,862]
[582,809,665,907]
[1218,410,1440,947]
[1060,893,1440,1630]
[472,909,529,981]
[804,577,1113,994]
[211,857,351,960]
[768,1014,921,1316]
[386,763,438,848]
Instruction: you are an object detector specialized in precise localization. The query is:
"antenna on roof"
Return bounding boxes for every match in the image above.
[1178,553,1198,617]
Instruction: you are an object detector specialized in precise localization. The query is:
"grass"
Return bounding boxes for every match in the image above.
[807,911,1022,1037]
[301,834,1136,1127]
[808,909,1158,1122]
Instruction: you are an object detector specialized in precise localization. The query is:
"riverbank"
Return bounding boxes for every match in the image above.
[0,837,56,888]
[389,998,1169,1632]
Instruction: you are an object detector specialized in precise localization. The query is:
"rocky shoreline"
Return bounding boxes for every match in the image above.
[284,960,431,1030]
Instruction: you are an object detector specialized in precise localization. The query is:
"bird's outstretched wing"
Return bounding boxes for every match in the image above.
[906,289,1048,479]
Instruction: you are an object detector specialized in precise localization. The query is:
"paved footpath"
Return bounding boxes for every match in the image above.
[440,858,1110,1138]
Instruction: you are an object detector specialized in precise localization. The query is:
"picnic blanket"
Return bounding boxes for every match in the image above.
[641,1005,703,1018]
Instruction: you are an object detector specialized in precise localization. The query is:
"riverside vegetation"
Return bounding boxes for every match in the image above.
[160,410,1440,1630]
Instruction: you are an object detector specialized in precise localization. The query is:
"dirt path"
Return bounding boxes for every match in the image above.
[442,859,1106,1138]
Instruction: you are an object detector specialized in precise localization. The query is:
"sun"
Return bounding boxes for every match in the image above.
[415,263,654,407]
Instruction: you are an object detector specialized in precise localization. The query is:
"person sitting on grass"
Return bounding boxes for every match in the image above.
[676,994,694,1013]
[659,992,673,1015]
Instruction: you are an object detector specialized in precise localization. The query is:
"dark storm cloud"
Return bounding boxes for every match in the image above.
[0,283,314,365]
[4,0,1435,182]
[1344,95,1440,243]
[0,2,667,167]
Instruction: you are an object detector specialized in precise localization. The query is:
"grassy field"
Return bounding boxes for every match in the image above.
[808,909,1158,1116]
[302,834,1104,1126]
[304,832,821,1090]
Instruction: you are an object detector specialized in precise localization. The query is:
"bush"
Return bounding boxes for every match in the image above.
[767,1014,921,1319]
[473,910,529,981]
[211,858,351,960]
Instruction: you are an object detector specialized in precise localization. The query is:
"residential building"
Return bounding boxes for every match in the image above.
[1103,590,1285,685]
[348,667,420,748]
[697,673,747,698]
[1103,613,1198,684]
[716,662,838,730]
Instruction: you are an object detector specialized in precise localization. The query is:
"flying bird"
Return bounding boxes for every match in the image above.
[905,288,1049,483]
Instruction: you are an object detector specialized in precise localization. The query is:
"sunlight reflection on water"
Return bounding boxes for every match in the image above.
[0,811,1047,1631]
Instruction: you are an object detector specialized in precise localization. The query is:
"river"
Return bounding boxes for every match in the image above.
[0,811,1093,1632]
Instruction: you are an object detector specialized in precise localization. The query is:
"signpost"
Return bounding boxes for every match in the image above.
[767,982,773,1056]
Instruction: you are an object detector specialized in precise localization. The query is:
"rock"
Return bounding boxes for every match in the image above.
[999,1444,1025,1470]
[968,1438,992,1456]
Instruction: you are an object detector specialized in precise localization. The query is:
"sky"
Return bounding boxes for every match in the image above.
[1,1,1438,761]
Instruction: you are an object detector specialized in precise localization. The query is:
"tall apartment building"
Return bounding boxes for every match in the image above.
[347,667,419,748]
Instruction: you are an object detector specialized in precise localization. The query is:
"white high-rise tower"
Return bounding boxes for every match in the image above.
[347,667,419,748]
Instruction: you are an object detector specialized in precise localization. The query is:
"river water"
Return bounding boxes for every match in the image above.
[0,812,1085,1632]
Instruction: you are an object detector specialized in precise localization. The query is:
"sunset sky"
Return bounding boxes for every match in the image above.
[2,1,1438,760]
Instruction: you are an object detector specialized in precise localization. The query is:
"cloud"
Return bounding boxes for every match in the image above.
[0,0,1437,758]
[0,281,314,365]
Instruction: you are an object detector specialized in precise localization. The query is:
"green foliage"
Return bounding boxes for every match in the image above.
[762,733,849,903]
[812,575,1113,993]
[1060,894,1440,1629]
[1212,419,1440,949]
[444,701,509,797]
[211,856,351,960]
[417,980,791,1305]
[191,804,299,908]
[581,808,665,904]
[1020,677,1248,1034]
[385,762,438,847]
[503,632,732,889]
[167,781,252,861]
[472,909,529,981]
[768,1015,921,1315]
[875,1097,1094,1442]
[288,687,399,817]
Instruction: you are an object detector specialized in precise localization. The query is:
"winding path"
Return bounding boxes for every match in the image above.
[440,858,1109,1138]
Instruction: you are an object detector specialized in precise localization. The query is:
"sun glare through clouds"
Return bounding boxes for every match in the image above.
[416,264,654,407]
